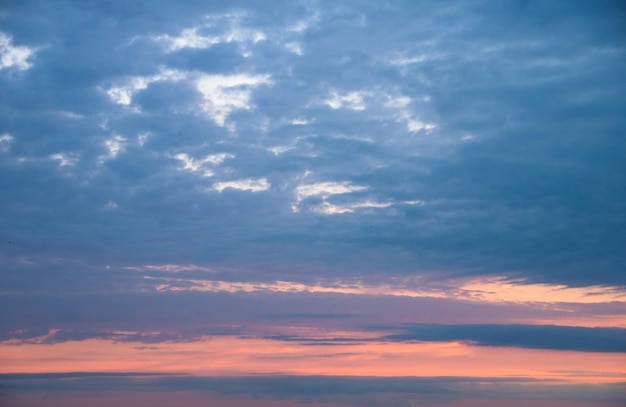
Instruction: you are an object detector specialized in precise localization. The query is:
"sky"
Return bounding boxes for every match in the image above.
[0,0,625,406]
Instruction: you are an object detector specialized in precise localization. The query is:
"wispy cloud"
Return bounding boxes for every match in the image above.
[105,68,186,106]
[146,13,266,53]
[213,178,270,192]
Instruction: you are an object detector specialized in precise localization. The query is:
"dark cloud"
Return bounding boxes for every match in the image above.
[2,290,624,351]
[0,0,625,379]
[381,323,626,353]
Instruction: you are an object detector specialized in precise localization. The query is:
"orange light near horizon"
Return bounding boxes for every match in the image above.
[132,266,626,308]
[2,335,625,384]
[458,277,626,304]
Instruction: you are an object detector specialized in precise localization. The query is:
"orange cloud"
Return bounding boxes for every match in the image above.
[2,335,624,384]
[131,264,626,309]
[457,277,626,304]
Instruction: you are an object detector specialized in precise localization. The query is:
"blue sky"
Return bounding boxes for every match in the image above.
[1,1,625,406]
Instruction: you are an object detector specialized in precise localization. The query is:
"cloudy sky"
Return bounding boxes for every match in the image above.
[1,1,625,406]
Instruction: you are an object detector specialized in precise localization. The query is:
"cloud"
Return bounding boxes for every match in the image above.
[146,13,266,53]
[292,181,368,213]
[106,68,186,106]
[49,153,78,167]
[0,32,35,71]
[387,53,436,66]
[99,134,127,163]
[1,0,625,300]
[284,41,303,56]
[173,152,232,176]
[456,277,626,304]
[406,117,436,132]
[213,178,269,193]
[196,73,271,127]
[382,324,626,353]
[104,68,272,130]
[0,133,13,152]
[324,90,371,111]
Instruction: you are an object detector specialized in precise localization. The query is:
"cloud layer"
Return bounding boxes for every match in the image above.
[2,1,625,288]
[1,1,625,406]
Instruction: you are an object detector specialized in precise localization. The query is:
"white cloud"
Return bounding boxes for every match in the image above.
[213,178,270,193]
[149,15,266,53]
[137,132,151,146]
[384,95,411,109]
[0,133,14,152]
[144,275,446,299]
[105,69,274,127]
[388,54,430,66]
[173,152,233,176]
[0,32,35,71]
[321,89,437,134]
[290,118,311,125]
[106,68,186,106]
[268,145,293,156]
[202,153,231,165]
[379,93,437,133]
[313,200,393,215]
[307,198,424,215]
[407,118,436,132]
[106,78,149,106]
[292,181,424,214]
[324,90,371,110]
[296,181,368,200]
[196,74,271,127]
[100,134,126,162]
[158,28,222,52]
[402,200,426,206]
[173,153,200,172]
[105,136,124,157]
[49,153,78,167]
[292,181,368,213]
[284,42,303,55]
[286,12,320,33]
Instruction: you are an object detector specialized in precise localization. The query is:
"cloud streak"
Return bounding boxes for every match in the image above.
[381,324,626,353]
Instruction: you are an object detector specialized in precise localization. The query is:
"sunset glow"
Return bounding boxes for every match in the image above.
[3,336,625,383]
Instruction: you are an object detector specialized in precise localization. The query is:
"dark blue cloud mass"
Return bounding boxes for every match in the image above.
[1,0,625,297]
[380,323,626,353]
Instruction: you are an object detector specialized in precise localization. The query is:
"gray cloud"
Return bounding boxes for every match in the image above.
[1,0,625,314]
[380,323,626,353]
[2,290,624,350]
